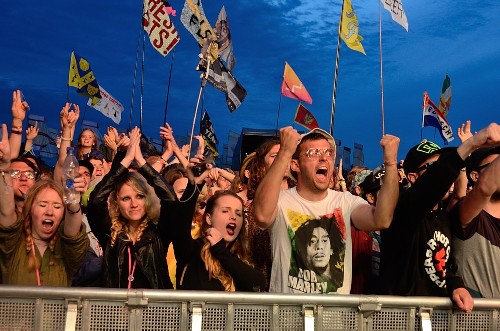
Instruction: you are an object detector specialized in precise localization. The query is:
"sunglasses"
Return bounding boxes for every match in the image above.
[416,161,436,173]
[10,169,37,180]
[305,148,334,158]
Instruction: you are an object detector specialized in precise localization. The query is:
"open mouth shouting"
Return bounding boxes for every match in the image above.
[226,222,237,236]
[315,166,329,182]
[41,219,56,234]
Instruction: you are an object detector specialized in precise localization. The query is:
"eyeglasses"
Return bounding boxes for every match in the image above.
[416,161,436,173]
[305,148,334,158]
[10,169,37,180]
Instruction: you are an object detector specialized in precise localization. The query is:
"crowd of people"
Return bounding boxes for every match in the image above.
[0,90,499,313]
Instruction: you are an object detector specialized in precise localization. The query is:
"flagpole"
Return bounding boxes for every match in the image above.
[139,31,146,131]
[162,49,176,152]
[129,22,144,132]
[378,1,386,136]
[329,0,346,136]
[421,92,426,141]
[188,47,212,160]
[276,86,283,134]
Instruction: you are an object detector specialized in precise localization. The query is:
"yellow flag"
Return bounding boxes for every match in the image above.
[340,0,366,55]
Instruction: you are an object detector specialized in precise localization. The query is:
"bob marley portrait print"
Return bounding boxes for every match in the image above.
[288,209,346,293]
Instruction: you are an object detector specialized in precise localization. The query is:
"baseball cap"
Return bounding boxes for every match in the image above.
[361,165,386,194]
[78,159,94,176]
[299,128,336,156]
[465,146,500,181]
[350,169,371,191]
[403,141,454,174]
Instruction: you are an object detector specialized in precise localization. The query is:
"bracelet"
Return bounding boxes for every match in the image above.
[61,136,72,141]
[161,156,168,163]
[384,161,398,167]
[66,204,81,215]
[12,125,22,131]
[10,129,23,135]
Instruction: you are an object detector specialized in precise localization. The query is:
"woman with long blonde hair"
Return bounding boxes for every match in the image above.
[0,124,88,286]
[86,127,176,289]
[175,189,265,291]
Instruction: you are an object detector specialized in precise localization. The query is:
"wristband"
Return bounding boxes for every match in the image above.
[66,204,81,215]
[12,125,22,131]
[11,129,23,135]
[161,156,168,163]
[61,136,72,141]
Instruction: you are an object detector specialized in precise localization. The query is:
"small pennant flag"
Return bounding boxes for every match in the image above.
[68,51,102,106]
[438,74,452,116]
[294,103,319,130]
[422,92,454,145]
[340,0,366,55]
[380,0,409,31]
[142,0,180,56]
[200,111,219,157]
[281,62,312,104]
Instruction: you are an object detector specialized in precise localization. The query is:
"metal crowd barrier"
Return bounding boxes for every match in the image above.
[0,286,498,331]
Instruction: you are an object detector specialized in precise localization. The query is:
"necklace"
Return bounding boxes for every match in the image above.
[127,246,137,289]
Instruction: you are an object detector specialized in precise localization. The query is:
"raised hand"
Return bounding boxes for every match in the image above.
[457,120,473,143]
[0,124,11,167]
[380,134,400,166]
[282,126,301,156]
[11,90,29,121]
[194,135,205,155]
[26,122,39,141]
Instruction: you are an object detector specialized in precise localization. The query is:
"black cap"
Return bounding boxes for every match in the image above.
[361,165,385,194]
[403,141,455,174]
[466,146,500,181]
[78,159,94,176]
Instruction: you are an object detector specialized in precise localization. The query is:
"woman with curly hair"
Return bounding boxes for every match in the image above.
[86,127,177,289]
[245,137,294,290]
[175,189,265,292]
[0,122,89,286]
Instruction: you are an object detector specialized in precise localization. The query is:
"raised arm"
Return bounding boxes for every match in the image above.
[23,122,39,155]
[458,155,500,228]
[0,124,17,227]
[351,134,400,231]
[160,123,189,168]
[53,103,79,185]
[9,90,30,159]
[63,176,85,237]
[253,126,300,229]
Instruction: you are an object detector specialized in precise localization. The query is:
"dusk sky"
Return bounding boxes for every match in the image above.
[1,0,499,168]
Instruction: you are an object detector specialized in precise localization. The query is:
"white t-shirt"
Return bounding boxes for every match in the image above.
[269,187,367,294]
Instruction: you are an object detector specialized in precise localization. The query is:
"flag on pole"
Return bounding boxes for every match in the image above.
[215,6,236,71]
[438,74,452,116]
[198,58,247,112]
[87,86,124,124]
[142,0,180,56]
[200,111,219,156]
[180,0,218,62]
[294,103,319,130]
[422,92,454,145]
[340,0,366,55]
[380,0,409,31]
[68,51,102,106]
[281,62,313,104]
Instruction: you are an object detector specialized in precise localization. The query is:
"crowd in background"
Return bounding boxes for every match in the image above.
[1,90,498,314]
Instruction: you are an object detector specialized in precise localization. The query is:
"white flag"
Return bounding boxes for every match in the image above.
[380,0,409,31]
[87,87,123,124]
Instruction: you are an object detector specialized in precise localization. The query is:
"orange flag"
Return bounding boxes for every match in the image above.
[281,62,312,104]
[294,103,319,130]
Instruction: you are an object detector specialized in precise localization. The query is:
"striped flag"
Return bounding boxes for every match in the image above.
[422,92,454,144]
[438,74,452,116]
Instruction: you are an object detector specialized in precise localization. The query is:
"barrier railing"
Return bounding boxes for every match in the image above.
[0,286,498,331]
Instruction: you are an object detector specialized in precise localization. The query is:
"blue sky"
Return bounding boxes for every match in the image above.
[1,0,499,168]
